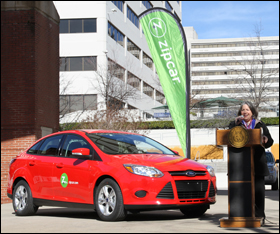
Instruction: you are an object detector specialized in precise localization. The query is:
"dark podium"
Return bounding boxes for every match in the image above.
[216,128,263,228]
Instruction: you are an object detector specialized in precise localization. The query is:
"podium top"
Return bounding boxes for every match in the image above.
[216,128,263,147]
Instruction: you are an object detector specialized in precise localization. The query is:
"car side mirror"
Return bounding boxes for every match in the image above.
[72,148,91,159]
[276,159,279,164]
[172,150,179,155]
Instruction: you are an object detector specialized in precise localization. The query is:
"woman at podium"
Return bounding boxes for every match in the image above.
[229,101,274,222]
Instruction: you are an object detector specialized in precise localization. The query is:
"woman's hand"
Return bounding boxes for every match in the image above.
[235,115,244,124]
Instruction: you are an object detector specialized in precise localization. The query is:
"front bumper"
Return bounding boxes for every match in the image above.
[125,203,210,211]
[121,171,217,208]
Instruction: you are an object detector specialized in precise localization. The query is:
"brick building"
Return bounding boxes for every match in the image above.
[1,1,60,203]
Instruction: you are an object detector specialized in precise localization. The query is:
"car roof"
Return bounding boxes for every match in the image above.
[27,129,142,150]
[56,129,141,135]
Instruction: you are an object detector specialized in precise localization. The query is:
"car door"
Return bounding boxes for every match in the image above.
[52,134,93,204]
[27,134,64,200]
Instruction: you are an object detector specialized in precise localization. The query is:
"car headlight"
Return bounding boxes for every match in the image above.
[124,164,164,178]
[206,165,215,177]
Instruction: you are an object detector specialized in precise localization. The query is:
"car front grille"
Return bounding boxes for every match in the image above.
[156,182,174,199]
[169,170,206,176]
[175,180,208,199]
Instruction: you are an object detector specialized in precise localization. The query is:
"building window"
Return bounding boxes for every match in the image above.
[60,56,97,71]
[59,20,68,33]
[70,57,82,70]
[127,72,141,91]
[70,19,82,33]
[191,41,279,48]
[59,19,96,33]
[108,97,125,110]
[142,1,153,9]
[111,1,124,12]
[143,52,153,69]
[156,91,165,104]
[127,6,139,28]
[60,94,97,115]
[84,19,97,32]
[84,57,97,71]
[165,1,173,12]
[143,82,154,98]
[127,38,141,59]
[108,60,125,81]
[108,22,124,47]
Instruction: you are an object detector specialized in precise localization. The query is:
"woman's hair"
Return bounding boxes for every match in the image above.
[237,101,258,118]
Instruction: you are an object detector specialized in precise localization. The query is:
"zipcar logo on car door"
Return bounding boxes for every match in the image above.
[60,173,68,188]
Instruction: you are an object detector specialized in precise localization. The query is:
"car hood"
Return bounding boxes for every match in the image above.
[109,154,207,171]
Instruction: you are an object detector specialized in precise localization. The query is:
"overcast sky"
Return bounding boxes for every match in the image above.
[181,1,279,39]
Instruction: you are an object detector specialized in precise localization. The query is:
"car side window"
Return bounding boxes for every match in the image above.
[37,135,63,156]
[61,135,92,158]
[27,141,43,154]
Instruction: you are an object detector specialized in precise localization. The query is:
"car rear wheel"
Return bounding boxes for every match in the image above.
[180,205,208,218]
[13,180,38,216]
[94,178,127,221]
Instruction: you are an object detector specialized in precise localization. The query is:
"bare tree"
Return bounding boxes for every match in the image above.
[78,54,149,133]
[226,21,279,108]
[93,59,139,110]
[80,107,150,135]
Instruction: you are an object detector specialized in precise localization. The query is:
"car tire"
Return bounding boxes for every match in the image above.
[180,205,208,218]
[12,180,38,216]
[94,178,127,221]
[272,177,278,190]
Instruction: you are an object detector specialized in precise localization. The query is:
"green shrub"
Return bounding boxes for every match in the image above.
[261,117,279,126]
[141,117,278,129]
[60,117,279,130]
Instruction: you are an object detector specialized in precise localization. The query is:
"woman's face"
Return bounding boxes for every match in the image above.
[241,104,253,122]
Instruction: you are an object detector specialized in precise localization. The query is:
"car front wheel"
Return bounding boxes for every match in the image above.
[12,180,38,216]
[94,178,127,221]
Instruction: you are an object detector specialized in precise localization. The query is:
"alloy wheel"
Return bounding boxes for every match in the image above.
[14,185,28,211]
[97,185,116,216]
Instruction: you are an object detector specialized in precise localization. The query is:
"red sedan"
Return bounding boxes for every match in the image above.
[7,130,216,221]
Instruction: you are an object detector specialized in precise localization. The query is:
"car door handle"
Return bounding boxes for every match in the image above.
[56,163,64,168]
[28,161,36,166]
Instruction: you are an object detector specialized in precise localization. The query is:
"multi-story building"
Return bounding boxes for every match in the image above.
[54,1,182,122]
[187,30,279,109]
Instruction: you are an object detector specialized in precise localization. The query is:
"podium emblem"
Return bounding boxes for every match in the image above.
[228,126,249,148]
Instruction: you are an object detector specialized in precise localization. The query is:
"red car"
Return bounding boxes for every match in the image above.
[7,130,216,221]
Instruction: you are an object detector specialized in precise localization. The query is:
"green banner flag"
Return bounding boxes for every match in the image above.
[139,8,190,158]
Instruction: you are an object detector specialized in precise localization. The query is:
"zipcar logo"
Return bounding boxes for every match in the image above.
[148,18,167,38]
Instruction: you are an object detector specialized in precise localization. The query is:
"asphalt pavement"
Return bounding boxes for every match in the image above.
[1,189,279,233]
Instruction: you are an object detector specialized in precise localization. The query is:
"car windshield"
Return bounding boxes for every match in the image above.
[266,152,274,163]
[87,133,175,155]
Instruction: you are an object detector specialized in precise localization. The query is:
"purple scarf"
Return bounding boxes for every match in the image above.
[242,119,256,129]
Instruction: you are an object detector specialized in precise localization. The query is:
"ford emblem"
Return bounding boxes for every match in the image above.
[186,171,196,177]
